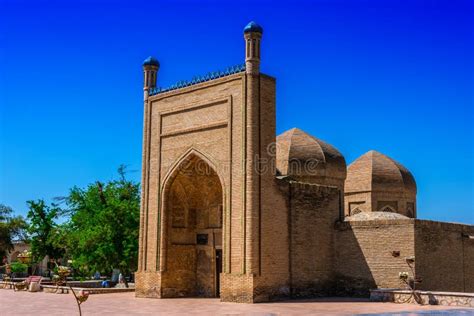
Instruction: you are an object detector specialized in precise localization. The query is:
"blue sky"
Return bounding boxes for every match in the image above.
[0,0,472,224]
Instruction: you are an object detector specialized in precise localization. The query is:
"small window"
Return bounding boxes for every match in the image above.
[349,201,365,216]
[351,207,363,215]
[377,201,398,212]
[380,205,396,213]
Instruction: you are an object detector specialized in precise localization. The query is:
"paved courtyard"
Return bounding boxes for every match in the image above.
[1,291,473,315]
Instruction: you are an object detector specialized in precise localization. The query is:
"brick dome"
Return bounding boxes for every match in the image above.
[276,128,346,182]
[345,211,410,221]
[345,150,416,194]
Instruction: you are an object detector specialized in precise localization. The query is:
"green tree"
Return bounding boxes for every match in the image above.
[66,166,140,287]
[26,200,65,264]
[0,204,27,259]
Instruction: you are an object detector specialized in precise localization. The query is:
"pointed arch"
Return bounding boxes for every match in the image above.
[158,147,226,279]
[161,147,226,195]
[379,205,397,213]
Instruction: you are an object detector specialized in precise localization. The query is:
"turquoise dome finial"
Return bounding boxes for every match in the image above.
[243,21,263,34]
[143,56,160,67]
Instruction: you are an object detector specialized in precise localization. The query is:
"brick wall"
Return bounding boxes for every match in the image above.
[288,181,340,297]
[255,75,292,301]
[415,220,474,293]
[335,219,415,296]
[335,219,474,296]
[135,271,161,298]
[220,273,255,303]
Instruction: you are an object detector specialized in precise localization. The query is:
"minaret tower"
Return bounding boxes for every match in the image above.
[243,21,263,276]
[139,55,159,272]
[142,56,159,100]
[244,21,263,75]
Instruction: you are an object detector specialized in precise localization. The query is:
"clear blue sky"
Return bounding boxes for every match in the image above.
[0,0,472,224]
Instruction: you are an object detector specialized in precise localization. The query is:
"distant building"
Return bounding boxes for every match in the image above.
[135,22,474,303]
[6,241,29,263]
[6,241,48,275]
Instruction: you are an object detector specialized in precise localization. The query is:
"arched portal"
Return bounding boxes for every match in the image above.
[163,153,223,297]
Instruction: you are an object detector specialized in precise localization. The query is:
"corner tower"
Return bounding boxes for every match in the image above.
[138,55,160,278]
[142,56,159,100]
[244,21,262,75]
[243,21,263,277]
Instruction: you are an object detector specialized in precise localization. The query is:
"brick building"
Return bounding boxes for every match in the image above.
[135,22,474,303]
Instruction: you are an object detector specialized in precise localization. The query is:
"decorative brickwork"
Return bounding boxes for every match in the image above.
[149,64,246,96]
[135,271,161,298]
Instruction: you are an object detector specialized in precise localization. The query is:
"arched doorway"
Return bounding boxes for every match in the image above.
[164,153,223,297]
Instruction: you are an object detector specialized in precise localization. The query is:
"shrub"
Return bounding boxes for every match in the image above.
[10,262,28,274]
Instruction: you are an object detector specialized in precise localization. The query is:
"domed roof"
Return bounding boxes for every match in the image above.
[345,150,416,194]
[143,56,160,67]
[243,21,263,34]
[345,211,410,221]
[276,128,346,180]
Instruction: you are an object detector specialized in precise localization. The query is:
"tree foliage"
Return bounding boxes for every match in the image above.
[65,166,140,280]
[0,204,27,258]
[26,200,65,263]
[23,167,140,282]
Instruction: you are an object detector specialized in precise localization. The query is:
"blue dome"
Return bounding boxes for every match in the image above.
[243,21,263,34]
[143,56,160,67]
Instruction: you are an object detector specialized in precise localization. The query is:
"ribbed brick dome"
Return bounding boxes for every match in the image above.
[276,128,346,182]
[345,150,416,194]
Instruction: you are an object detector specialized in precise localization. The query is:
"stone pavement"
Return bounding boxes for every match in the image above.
[0,291,472,315]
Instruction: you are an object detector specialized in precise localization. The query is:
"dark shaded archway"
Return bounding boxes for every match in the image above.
[163,153,223,297]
